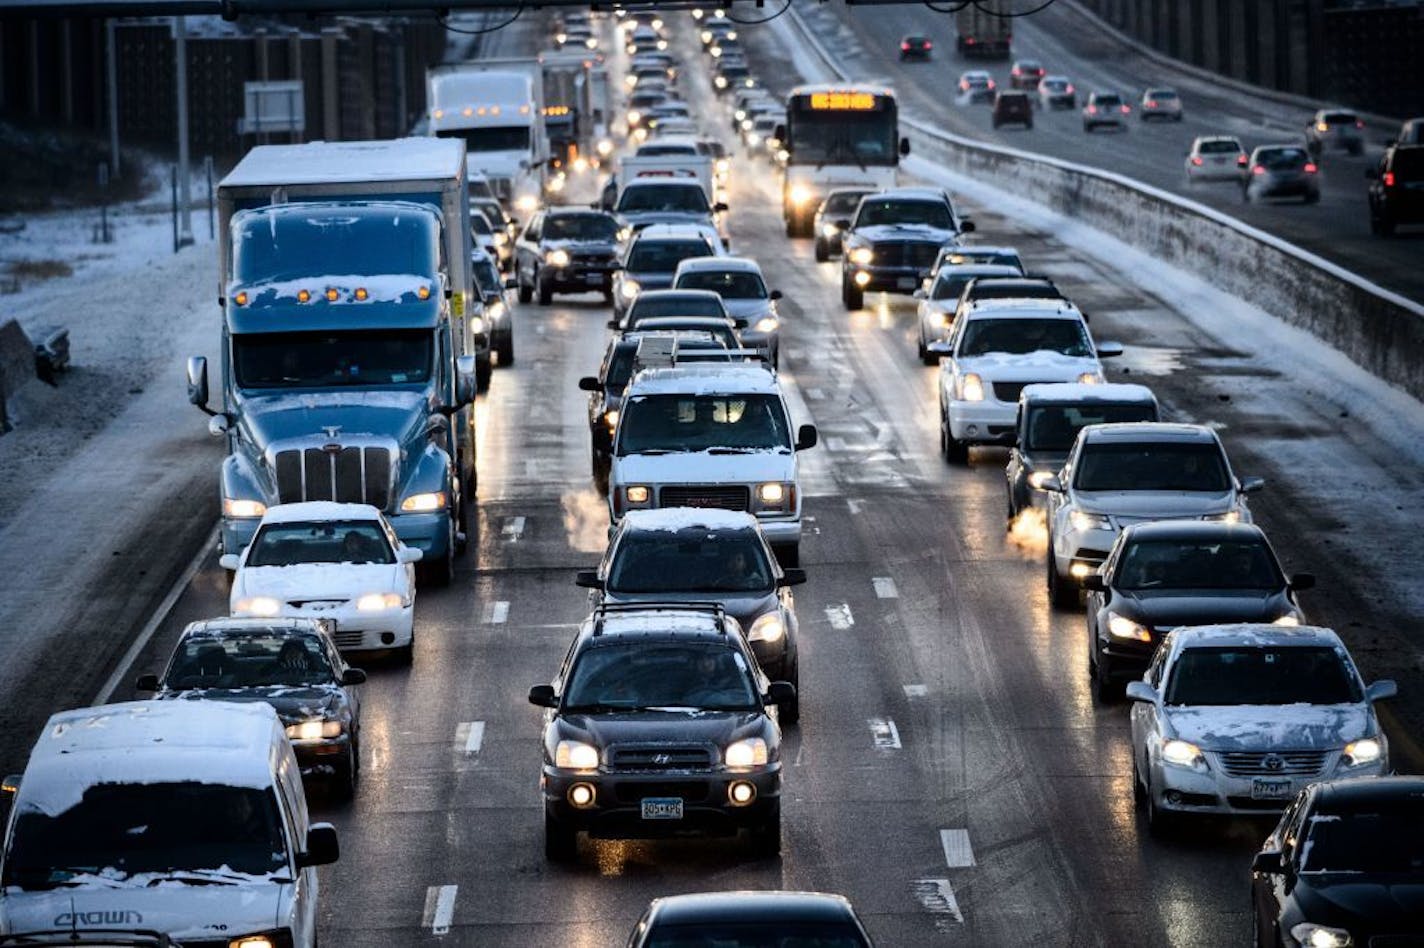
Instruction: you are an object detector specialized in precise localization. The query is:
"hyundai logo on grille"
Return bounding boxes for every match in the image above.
[652,753,671,765]
[1262,753,1285,772]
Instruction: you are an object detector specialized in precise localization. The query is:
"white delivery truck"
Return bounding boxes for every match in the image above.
[618,151,714,200]
[428,59,548,214]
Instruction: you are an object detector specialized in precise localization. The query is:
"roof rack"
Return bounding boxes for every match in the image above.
[633,335,774,374]
[591,601,727,637]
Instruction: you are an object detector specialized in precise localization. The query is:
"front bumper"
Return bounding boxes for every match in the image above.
[1151,756,1386,816]
[292,733,354,776]
[947,399,1016,443]
[844,265,928,295]
[757,517,802,548]
[540,265,617,294]
[1052,525,1112,578]
[257,601,414,652]
[543,764,781,837]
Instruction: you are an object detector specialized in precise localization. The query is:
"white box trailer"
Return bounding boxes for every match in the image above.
[427,59,548,213]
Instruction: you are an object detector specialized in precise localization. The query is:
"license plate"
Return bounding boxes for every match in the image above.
[585,273,605,284]
[896,277,917,290]
[1251,778,1293,800]
[641,797,683,820]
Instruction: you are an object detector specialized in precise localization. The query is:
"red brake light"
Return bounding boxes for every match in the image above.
[1356,120,1365,129]
[901,42,910,50]
[1383,171,1396,187]
[1252,165,1266,175]
[987,79,995,89]
[965,37,976,45]
[1121,104,1131,113]
[1065,84,1074,94]
[1303,162,1318,174]
[1190,156,1203,166]
[925,41,932,49]
[1237,154,1248,165]
[1011,67,1020,75]
[1146,100,1158,108]
[1086,105,1097,115]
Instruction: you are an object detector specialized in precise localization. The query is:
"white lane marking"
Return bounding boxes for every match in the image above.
[455,721,485,756]
[903,684,928,698]
[423,884,458,935]
[847,498,863,515]
[824,603,854,629]
[502,516,526,539]
[940,828,976,868]
[869,718,901,750]
[482,600,510,624]
[912,878,964,926]
[806,387,825,401]
[872,577,898,599]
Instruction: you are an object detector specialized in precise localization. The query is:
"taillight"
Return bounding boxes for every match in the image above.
[1252,165,1266,175]
[1121,104,1131,113]
[1303,162,1318,174]
[1356,120,1364,129]
[925,41,933,49]
[1146,100,1158,108]
[1237,154,1248,165]
[1087,105,1097,115]
[1190,156,1203,166]
[1065,84,1074,94]
[987,79,996,89]
[901,42,909,50]
[1383,171,1396,187]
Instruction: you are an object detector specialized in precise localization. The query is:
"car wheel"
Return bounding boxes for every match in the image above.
[1131,750,1146,805]
[602,289,614,306]
[496,332,514,366]
[749,800,782,858]
[517,267,533,304]
[942,418,969,464]
[330,744,358,802]
[418,518,456,588]
[537,276,553,306]
[814,239,829,262]
[1095,641,1122,701]
[544,811,578,862]
[1047,550,1078,609]
[842,279,864,311]
[394,627,415,666]
[475,350,492,393]
[591,449,610,495]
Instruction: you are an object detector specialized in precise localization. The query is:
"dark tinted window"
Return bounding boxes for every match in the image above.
[855,199,952,229]
[638,144,699,157]
[436,126,530,153]
[1165,646,1361,706]
[1115,539,1282,590]
[563,643,759,711]
[618,185,711,214]
[1199,140,1241,155]
[1024,403,1156,451]
[958,318,1093,358]
[823,192,870,214]
[248,520,394,567]
[1322,111,1357,125]
[233,329,433,390]
[1389,148,1424,174]
[1300,801,1424,873]
[1258,148,1309,169]
[1094,95,1123,107]
[470,212,493,236]
[544,214,619,241]
[968,282,1061,301]
[166,633,335,689]
[1074,441,1231,492]
[645,921,869,948]
[617,394,791,454]
[609,528,772,593]
[628,295,727,321]
[626,239,716,272]
[677,270,767,299]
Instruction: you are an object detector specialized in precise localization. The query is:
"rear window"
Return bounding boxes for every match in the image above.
[1095,95,1122,107]
[1074,441,1231,492]
[1024,402,1157,451]
[1199,140,1241,155]
[1390,148,1424,174]
[1323,111,1357,124]
[628,295,727,320]
[1258,148,1309,169]
[1147,89,1178,99]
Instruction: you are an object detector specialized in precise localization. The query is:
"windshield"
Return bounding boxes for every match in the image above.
[474,201,509,228]
[436,126,531,153]
[626,240,716,273]
[165,633,335,689]
[1024,403,1156,451]
[958,318,1093,358]
[248,520,395,567]
[855,199,951,229]
[1116,539,1283,590]
[233,329,433,390]
[472,257,501,295]
[545,214,619,241]
[1165,646,1361,705]
[786,111,898,166]
[609,529,773,593]
[1074,441,1231,492]
[563,643,759,711]
[1199,140,1242,155]
[3,784,287,888]
[618,185,711,214]
[823,191,870,215]
[1299,802,1424,874]
[470,213,492,236]
[677,270,767,299]
[644,923,868,948]
[617,393,791,455]
[232,211,438,285]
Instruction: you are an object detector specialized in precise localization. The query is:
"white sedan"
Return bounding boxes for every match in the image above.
[1185,135,1247,182]
[222,501,421,663]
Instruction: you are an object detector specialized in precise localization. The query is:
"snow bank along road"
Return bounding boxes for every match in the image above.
[0,8,1422,947]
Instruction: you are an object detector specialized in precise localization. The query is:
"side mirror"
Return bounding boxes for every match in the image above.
[606,318,622,330]
[186,356,214,414]
[795,423,818,451]
[1124,681,1156,704]
[578,376,603,392]
[1082,573,1107,592]
[1366,679,1398,702]
[1097,341,1124,358]
[1251,850,1285,875]
[713,202,729,213]
[768,289,783,301]
[454,354,478,407]
[777,567,807,587]
[765,680,796,707]
[731,317,749,330]
[1,774,20,796]
[959,219,976,234]
[912,289,927,300]
[1288,572,1316,591]
[1039,474,1064,493]
[899,137,911,156]
[297,823,340,868]
[927,341,954,355]
[134,673,160,692]
[1238,475,1265,494]
[574,569,604,589]
[833,218,851,231]
[397,546,423,564]
[218,553,241,571]
[528,684,558,708]
[341,668,368,686]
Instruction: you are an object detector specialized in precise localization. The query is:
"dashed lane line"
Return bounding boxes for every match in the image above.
[869,718,901,750]
[940,828,976,868]
[872,577,898,598]
[912,878,964,927]
[501,516,526,540]
[903,684,928,698]
[423,884,458,936]
[824,603,855,630]
[455,721,485,757]
[483,600,510,624]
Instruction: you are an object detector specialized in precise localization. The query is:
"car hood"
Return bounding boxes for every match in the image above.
[719,298,774,320]
[615,450,793,485]
[623,271,677,290]
[0,883,285,940]
[1073,490,1236,520]
[957,351,1100,380]
[618,211,714,229]
[851,223,958,243]
[560,709,766,748]
[543,238,619,254]
[235,563,402,602]
[601,590,776,629]
[237,389,429,452]
[1113,588,1293,627]
[160,685,343,724]
[1293,874,1424,928]
[1165,703,1372,752]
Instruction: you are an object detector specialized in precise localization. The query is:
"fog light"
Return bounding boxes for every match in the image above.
[380,632,395,645]
[1166,790,1183,806]
[568,783,596,808]
[853,271,870,287]
[728,780,756,805]
[1069,562,1093,578]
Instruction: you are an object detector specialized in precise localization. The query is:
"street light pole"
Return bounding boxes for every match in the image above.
[106,17,120,179]
[174,15,194,247]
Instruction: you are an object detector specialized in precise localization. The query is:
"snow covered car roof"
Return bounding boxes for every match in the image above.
[581,607,735,641]
[1164,623,1343,653]
[19,701,283,816]
[1078,422,1216,444]
[221,138,466,188]
[674,256,763,275]
[1019,382,1157,404]
[258,501,386,524]
[626,364,784,397]
[621,508,761,533]
[961,300,1084,320]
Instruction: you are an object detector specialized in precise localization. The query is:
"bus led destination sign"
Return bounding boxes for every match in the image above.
[808,91,878,110]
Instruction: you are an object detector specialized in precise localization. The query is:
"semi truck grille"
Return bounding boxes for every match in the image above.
[659,485,750,511]
[274,445,394,509]
[1218,750,1330,777]
[871,240,941,269]
[609,746,715,771]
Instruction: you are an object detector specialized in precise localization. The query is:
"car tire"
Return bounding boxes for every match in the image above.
[749,800,782,858]
[842,279,864,311]
[330,744,358,802]
[517,269,533,304]
[1094,640,1122,701]
[476,351,492,393]
[1047,550,1078,609]
[591,450,610,495]
[537,277,553,306]
[496,332,515,366]
[941,417,969,464]
[395,628,415,666]
[419,517,456,588]
[545,811,578,863]
[1132,750,1147,805]
[814,239,829,263]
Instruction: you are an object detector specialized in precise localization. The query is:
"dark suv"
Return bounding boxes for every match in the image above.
[992,90,1034,130]
[1367,144,1424,236]
[838,187,974,310]
[529,604,793,861]
[513,208,621,305]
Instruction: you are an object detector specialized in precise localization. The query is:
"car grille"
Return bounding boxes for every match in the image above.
[273,444,394,509]
[608,745,715,771]
[1217,750,1330,777]
[659,484,750,511]
[331,629,366,650]
[570,251,616,266]
[991,381,1053,403]
[613,781,711,803]
[870,240,941,270]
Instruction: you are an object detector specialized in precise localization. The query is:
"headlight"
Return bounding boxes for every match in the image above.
[546,176,566,194]
[596,138,614,157]
[515,194,538,213]
[788,185,812,206]
[546,249,571,267]
[1106,612,1151,642]
[1202,511,1242,524]
[848,247,873,265]
[735,108,747,122]
[757,482,788,504]
[1272,614,1301,626]
[470,316,486,335]
[754,316,778,332]
[604,409,620,429]
[222,498,267,519]
[1027,470,1055,490]
[1290,924,1352,948]
[555,740,600,770]
[740,118,753,131]
[401,491,447,512]
[1077,371,1102,384]
[625,485,651,504]
[746,133,761,146]
[487,300,507,322]
[229,936,291,948]
[960,372,985,401]
[716,158,730,174]
[724,737,768,768]
[1161,739,1205,769]
[701,29,713,42]
[820,223,840,238]
[492,232,508,247]
[620,279,641,300]
[715,76,728,89]
[748,612,785,644]
[234,596,282,617]
[625,74,639,88]
[937,310,953,328]
[1342,738,1381,767]
[628,110,642,126]
[285,719,343,741]
[356,592,403,612]
[1070,510,1112,532]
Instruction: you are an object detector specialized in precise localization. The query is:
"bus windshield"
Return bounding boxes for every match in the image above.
[787,109,898,166]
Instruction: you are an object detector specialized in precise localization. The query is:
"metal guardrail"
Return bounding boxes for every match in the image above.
[781,4,1424,402]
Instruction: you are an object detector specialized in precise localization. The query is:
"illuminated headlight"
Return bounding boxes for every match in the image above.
[1160,738,1205,770]
[492,232,508,247]
[285,719,343,741]
[1027,471,1055,490]
[546,248,571,267]
[755,316,778,332]
[585,37,598,49]
[573,157,588,173]
[1070,510,1112,532]
[620,279,641,300]
[356,592,403,612]
[230,937,286,948]
[657,39,668,50]
[746,133,761,146]
[1106,611,1152,642]
[1202,511,1242,524]
[222,498,267,519]
[1076,371,1102,384]
[716,158,730,174]
[596,138,614,157]
[625,485,651,504]
[603,409,620,429]
[627,110,642,126]
[233,596,282,617]
[1342,738,1381,767]
[515,194,538,213]
[1271,614,1301,627]
[555,740,600,770]
[651,17,663,29]
[726,29,738,39]
[401,491,447,512]
[848,246,873,265]
[959,372,984,401]
[470,316,485,335]
[740,119,753,131]
[625,74,639,88]
[546,176,566,194]
[757,482,787,504]
[820,224,840,238]
[788,185,813,206]
[724,737,768,768]
[701,29,713,42]
[735,109,748,122]
[556,32,568,44]
[1291,924,1352,948]
[486,300,507,323]
[853,271,870,287]
[748,612,785,644]
[937,310,952,328]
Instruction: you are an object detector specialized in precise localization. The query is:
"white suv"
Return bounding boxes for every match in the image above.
[608,361,817,565]
[935,300,1122,463]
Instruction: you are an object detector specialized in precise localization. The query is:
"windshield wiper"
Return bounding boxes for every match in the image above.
[706,446,765,455]
[155,868,271,886]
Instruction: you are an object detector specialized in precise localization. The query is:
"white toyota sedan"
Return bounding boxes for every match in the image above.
[223,501,421,662]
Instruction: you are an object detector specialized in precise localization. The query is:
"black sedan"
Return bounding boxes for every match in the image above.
[1084,521,1313,697]
[899,35,932,61]
[629,891,874,946]
[1252,777,1424,948]
[136,616,366,797]
[1244,145,1321,204]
